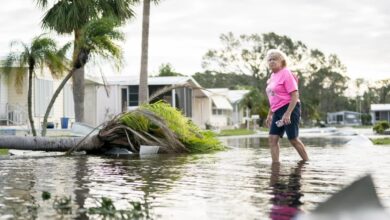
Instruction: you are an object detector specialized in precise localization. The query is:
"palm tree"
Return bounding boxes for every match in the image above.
[36,0,137,122]
[41,17,125,136]
[139,0,160,104]
[1,102,225,154]
[138,0,151,104]
[2,35,63,136]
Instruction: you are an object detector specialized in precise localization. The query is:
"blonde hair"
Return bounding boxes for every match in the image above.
[266,49,288,67]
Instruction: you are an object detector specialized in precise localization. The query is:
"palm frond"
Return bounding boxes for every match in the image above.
[42,0,90,33]
[97,0,137,22]
[35,0,49,8]
[78,17,124,68]
[98,102,225,154]
[15,67,26,93]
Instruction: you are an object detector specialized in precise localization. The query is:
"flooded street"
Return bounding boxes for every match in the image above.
[1,136,390,219]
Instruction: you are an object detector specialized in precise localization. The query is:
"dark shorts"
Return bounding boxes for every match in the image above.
[269,103,301,140]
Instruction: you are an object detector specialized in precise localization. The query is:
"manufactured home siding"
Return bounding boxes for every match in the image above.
[85,86,97,126]
[192,88,211,129]
[0,74,8,120]
[0,74,8,105]
[63,84,75,118]
[84,85,121,126]
[7,73,27,106]
[95,85,120,125]
[34,78,53,117]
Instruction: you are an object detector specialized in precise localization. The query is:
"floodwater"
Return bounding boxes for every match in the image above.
[1,136,390,219]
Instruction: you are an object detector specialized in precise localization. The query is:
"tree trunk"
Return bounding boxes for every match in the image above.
[72,29,85,122]
[138,0,151,105]
[41,69,76,136]
[0,135,102,152]
[73,67,85,122]
[28,66,37,136]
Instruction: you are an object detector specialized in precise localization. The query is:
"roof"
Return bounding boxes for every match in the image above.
[210,95,233,110]
[371,104,390,111]
[327,111,361,115]
[107,75,201,87]
[204,88,233,110]
[227,90,250,103]
[85,74,105,85]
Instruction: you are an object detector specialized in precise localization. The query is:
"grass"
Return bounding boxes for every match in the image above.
[259,127,269,132]
[0,149,9,155]
[352,125,373,128]
[218,129,256,136]
[370,138,390,145]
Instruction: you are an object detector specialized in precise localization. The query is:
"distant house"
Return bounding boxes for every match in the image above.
[204,89,233,128]
[327,111,362,126]
[0,68,74,128]
[370,104,390,124]
[0,67,105,129]
[226,90,250,127]
[107,76,211,128]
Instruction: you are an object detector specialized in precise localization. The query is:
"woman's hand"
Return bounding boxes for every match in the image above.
[281,113,291,125]
[266,114,273,128]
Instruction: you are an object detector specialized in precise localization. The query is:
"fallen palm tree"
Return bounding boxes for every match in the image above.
[0,102,225,154]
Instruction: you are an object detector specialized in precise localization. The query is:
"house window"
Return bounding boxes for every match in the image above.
[212,106,224,115]
[175,88,185,110]
[336,115,343,122]
[375,112,380,121]
[128,86,139,106]
[186,88,192,117]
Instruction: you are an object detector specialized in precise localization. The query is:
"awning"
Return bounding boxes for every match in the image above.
[371,104,390,111]
[211,95,233,110]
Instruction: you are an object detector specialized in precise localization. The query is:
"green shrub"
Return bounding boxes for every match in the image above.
[361,113,372,125]
[373,121,390,134]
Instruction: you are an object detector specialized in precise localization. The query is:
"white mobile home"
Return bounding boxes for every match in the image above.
[327,111,362,126]
[371,104,390,124]
[226,90,250,127]
[0,66,112,129]
[205,89,233,128]
[0,67,76,129]
[107,76,211,129]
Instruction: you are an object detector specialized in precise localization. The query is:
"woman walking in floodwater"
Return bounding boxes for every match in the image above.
[265,49,309,163]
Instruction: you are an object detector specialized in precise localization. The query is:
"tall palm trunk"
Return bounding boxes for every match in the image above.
[0,135,102,152]
[27,65,37,136]
[139,0,151,104]
[72,30,85,122]
[41,69,75,136]
[73,67,85,122]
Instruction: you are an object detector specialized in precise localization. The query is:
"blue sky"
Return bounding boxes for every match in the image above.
[1,0,389,80]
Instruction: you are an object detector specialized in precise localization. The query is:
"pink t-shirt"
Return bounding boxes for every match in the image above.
[266,68,299,112]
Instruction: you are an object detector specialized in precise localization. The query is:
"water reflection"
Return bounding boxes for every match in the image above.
[0,160,38,219]
[72,154,198,219]
[2,136,390,219]
[269,161,305,220]
[74,156,90,220]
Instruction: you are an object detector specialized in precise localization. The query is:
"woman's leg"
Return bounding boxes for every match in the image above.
[289,138,309,161]
[269,135,281,163]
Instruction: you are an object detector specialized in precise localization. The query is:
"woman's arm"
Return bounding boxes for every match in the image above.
[266,109,274,128]
[281,91,299,125]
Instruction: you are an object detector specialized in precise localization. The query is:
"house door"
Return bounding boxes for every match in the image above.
[121,88,128,112]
